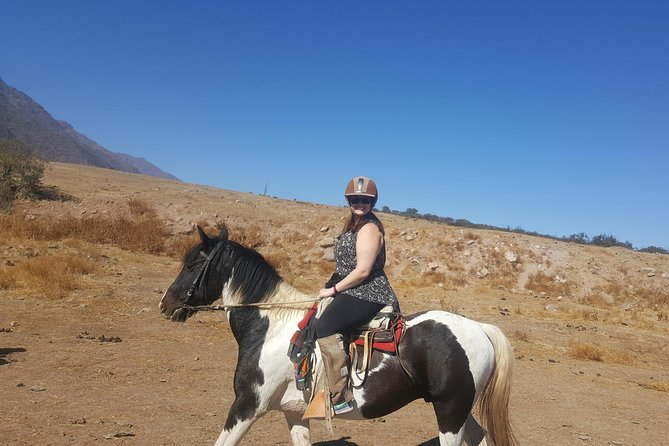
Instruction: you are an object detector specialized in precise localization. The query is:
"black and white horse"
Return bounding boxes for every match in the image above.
[159,227,518,446]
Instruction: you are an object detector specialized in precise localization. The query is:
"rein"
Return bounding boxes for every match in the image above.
[181,298,320,312]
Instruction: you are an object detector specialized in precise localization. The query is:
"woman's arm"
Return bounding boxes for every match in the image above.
[317,223,383,298]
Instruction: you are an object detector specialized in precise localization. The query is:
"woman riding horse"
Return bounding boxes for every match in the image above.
[314,176,400,415]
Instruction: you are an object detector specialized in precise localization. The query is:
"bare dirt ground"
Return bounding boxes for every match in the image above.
[1,163,668,445]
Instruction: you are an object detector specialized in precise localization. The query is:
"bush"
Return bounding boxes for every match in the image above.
[0,139,46,210]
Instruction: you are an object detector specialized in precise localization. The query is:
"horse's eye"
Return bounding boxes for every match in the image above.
[185,251,208,272]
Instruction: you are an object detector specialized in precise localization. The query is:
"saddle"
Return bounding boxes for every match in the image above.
[287,299,405,393]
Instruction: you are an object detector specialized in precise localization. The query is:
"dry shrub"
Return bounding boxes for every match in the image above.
[127,197,155,217]
[400,269,463,290]
[0,265,17,289]
[439,297,459,313]
[263,250,291,271]
[639,382,669,392]
[510,329,529,342]
[589,282,669,309]
[567,341,604,361]
[525,271,574,297]
[14,253,95,298]
[567,341,638,365]
[313,259,334,276]
[464,231,479,241]
[579,292,613,306]
[634,286,669,308]
[485,251,519,289]
[166,233,200,259]
[606,349,639,366]
[228,224,265,248]
[0,206,170,254]
[421,271,448,286]
[571,308,601,322]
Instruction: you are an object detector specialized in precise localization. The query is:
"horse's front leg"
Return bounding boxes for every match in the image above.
[283,411,311,446]
[280,384,311,446]
[213,388,265,446]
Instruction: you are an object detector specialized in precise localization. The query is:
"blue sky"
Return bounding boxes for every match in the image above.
[2,1,667,249]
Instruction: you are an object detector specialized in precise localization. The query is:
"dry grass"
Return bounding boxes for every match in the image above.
[510,329,529,342]
[228,223,265,248]
[567,341,604,361]
[639,382,669,392]
[584,281,669,309]
[525,271,575,297]
[0,207,170,255]
[566,340,638,365]
[0,264,17,289]
[12,253,95,298]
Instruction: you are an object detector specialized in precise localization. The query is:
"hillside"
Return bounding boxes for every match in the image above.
[16,163,669,305]
[0,78,178,180]
[1,162,668,445]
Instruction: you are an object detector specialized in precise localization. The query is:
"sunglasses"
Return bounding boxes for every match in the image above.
[348,196,372,205]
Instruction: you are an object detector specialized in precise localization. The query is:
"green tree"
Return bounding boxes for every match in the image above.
[0,139,46,211]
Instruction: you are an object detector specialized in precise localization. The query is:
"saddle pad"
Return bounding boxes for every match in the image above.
[352,317,404,354]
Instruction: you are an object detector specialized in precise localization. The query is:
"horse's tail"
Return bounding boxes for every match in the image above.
[476,323,518,446]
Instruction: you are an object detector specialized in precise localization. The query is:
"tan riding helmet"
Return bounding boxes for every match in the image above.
[344,176,378,205]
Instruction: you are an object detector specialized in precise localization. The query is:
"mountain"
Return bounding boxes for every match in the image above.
[0,77,179,180]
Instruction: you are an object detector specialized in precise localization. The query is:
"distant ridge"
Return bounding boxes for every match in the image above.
[0,77,179,181]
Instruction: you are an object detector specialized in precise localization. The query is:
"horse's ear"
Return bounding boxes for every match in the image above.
[219,225,229,241]
[197,225,210,244]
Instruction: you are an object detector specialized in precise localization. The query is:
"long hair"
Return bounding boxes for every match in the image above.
[340,211,385,236]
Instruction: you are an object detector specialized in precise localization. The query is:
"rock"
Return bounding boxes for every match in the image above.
[467,239,476,245]
[578,434,592,441]
[319,237,335,248]
[427,262,440,271]
[476,268,490,278]
[30,386,47,392]
[504,251,518,263]
[174,222,195,235]
[104,432,135,439]
[319,226,329,232]
[322,247,335,262]
[545,304,558,312]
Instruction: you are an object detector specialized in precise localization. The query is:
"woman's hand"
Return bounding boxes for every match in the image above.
[317,287,336,299]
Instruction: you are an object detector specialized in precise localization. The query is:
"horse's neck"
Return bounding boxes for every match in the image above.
[268,282,314,305]
[265,282,317,323]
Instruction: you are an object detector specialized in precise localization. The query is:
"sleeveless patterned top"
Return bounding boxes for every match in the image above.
[334,222,399,310]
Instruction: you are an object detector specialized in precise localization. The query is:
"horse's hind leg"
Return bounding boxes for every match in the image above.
[463,415,487,446]
[283,411,311,446]
[432,400,468,446]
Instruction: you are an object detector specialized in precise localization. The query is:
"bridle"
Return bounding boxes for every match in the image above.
[183,241,226,308]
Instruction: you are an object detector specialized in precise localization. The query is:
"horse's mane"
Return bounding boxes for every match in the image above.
[225,241,283,305]
[185,236,283,305]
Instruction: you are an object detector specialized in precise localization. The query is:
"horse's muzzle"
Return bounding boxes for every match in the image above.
[159,291,190,322]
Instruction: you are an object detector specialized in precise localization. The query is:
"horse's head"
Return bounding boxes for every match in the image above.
[159,225,231,322]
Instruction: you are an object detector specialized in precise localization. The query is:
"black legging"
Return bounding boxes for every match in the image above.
[315,293,385,339]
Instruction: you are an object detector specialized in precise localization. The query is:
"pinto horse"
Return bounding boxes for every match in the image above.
[159,227,518,446]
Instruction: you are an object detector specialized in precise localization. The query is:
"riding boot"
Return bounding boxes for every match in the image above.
[319,333,354,414]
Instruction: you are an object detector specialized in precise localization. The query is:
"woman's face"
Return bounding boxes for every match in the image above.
[347,195,373,217]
